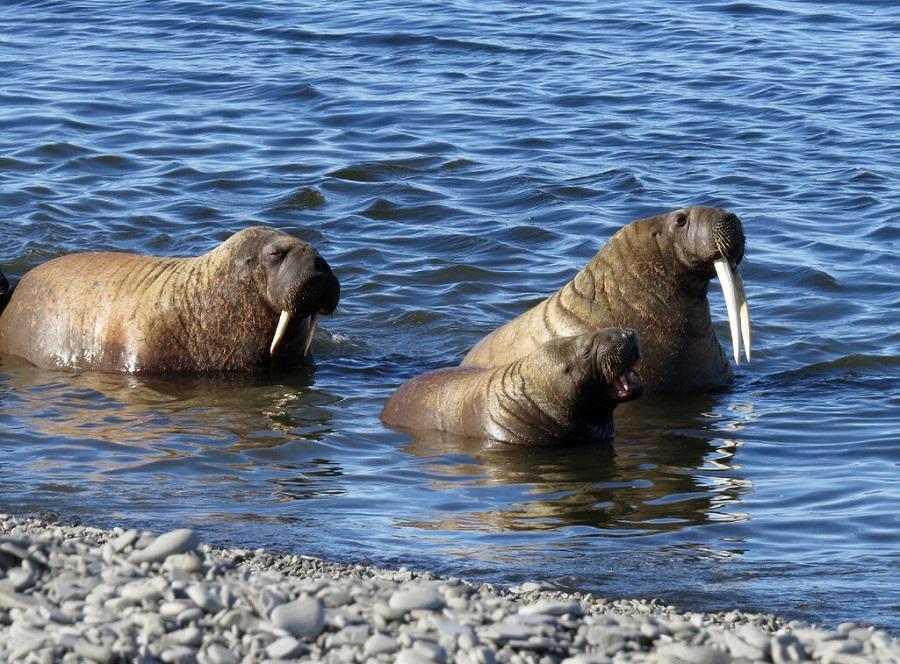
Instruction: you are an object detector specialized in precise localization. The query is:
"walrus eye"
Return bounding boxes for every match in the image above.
[673,212,688,228]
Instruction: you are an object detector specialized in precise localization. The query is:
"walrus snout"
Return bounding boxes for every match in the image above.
[586,328,642,403]
[712,212,745,266]
[267,244,341,357]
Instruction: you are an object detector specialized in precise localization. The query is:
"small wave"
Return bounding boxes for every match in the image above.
[773,354,900,383]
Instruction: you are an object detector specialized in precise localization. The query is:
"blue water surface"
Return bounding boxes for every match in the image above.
[1,0,898,630]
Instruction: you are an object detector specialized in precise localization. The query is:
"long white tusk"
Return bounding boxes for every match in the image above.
[303,312,319,357]
[733,267,751,362]
[714,259,741,365]
[270,310,292,355]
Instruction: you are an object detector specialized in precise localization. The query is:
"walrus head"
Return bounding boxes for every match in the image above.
[652,206,751,365]
[572,328,643,407]
[231,228,340,359]
[522,328,643,444]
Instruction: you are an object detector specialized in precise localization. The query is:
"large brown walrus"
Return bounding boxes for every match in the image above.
[461,206,751,392]
[0,227,340,373]
[381,328,642,446]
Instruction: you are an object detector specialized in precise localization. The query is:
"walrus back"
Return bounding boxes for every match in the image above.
[0,252,190,371]
[460,230,631,368]
[380,367,490,437]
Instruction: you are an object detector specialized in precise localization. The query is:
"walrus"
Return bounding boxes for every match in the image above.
[0,270,10,313]
[0,227,340,373]
[381,328,642,446]
[461,206,750,392]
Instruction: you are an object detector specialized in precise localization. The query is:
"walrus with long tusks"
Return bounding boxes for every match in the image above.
[461,206,750,392]
[381,328,642,446]
[0,227,340,373]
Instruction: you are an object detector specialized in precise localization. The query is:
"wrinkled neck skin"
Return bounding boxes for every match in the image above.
[1,246,303,373]
[462,219,731,391]
[130,251,283,372]
[563,220,731,391]
[484,358,616,446]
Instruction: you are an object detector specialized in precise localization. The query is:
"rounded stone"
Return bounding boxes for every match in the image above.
[519,600,583,617]
[365,633,399,655]
[389,586,445,612]
[129,529,199,564]
[269,596,325,639]
[266,635,303,659]
[203,644,238,664]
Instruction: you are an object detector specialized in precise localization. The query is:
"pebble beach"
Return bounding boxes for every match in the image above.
[0,514,895,664]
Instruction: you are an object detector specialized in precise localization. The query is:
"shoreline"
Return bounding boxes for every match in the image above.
[0,513,895,663]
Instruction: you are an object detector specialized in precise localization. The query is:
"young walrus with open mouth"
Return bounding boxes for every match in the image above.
[381,328,642,446]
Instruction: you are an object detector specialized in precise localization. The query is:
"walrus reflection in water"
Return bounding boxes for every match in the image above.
[462,206,751,392]
[381,328,642,446]
[0,227,340,373]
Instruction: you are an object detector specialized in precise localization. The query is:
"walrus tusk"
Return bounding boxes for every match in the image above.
[270,310,292,355]
[303,312,319,357]
[714,259,742,365]
[733,267,752,362]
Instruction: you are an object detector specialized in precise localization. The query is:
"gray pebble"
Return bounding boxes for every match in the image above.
[269,595,325,639]
[265,635,304,659]
[130,529,199,564]
[396,647,437,664]
[202,644,238,664]
[654,643,730,664]
[721,629,766,660]
[413,639,448,662]
[111,530,138,553]
[0,515,896,664]
[0,585,38,610]
[482,621,537,642]
[120,577,167,602]
[186,582,223,613]
[160,645,196,664]
[73,640,114,663]
[520,599,583,617]
[365,632,399,655]
[389,585,445,612]
[166,625,204,647]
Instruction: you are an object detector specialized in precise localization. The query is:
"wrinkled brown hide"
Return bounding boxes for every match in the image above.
[462,206,745,392]
[0,227,339,373]
[382,328,642,446]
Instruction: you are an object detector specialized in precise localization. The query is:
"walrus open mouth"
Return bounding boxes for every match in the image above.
[713,259,751,365]
[269,310,321,357]
[612,368,642,401]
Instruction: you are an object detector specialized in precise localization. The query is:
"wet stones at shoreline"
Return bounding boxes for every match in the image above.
[0,514,896,663]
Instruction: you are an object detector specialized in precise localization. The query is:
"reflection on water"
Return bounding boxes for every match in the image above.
[2,0,899,630]
[0,358,343,498]
[397,392,751,538]
[2,361,335,447]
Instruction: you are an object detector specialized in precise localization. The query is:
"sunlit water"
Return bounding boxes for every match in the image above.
[1,1,898,630]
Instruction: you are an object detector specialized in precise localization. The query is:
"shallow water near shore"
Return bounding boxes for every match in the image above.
[1,0,899,631]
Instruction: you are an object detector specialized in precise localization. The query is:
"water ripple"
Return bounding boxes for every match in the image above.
[1,0,899,630]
